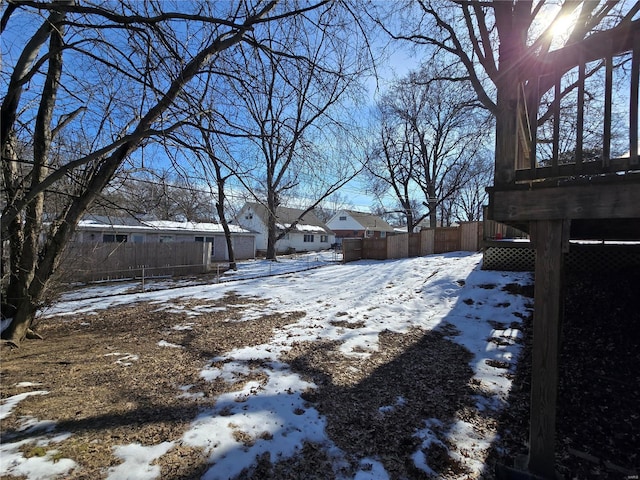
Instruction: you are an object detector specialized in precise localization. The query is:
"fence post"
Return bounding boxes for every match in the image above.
[141,266,145,292]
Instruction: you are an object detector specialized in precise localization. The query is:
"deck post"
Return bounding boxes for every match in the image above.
[528,219,566,479]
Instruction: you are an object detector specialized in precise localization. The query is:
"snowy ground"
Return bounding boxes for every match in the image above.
[1,251,533,479]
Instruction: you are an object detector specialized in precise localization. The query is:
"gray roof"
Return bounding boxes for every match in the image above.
[77,215,253,235]
[344,210,395,232]
[244,202,332,234]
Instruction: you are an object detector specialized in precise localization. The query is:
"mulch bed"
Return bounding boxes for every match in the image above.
[489,267,640,479]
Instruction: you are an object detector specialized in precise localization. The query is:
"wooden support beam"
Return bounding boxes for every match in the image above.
[552,71,561,176]
[576,58,585,171]
[528,219,566,479]
[489,181,640,222]
[630,31,639,165]
[603,51,613,166]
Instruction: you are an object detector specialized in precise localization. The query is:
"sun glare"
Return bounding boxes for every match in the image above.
[549,13,576,40]
[534,3,581,50]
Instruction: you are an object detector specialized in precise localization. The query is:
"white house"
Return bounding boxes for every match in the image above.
[235,202,334,254]
[73,215,256,261]
[326,210,395,242]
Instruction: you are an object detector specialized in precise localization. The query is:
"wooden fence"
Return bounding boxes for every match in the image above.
[59,241,216,283]
[342,222,482,263]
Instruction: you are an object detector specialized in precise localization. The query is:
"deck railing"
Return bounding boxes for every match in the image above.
[514,27,639,184]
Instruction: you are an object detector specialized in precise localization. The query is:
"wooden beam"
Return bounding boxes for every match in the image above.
[552,72,560,176]
[489,181,640,222]
[514,155,636,182]
[525,20,639,80]
[631,31,639,166]
[528,219,566,479]
[603,50,613,166]
[576,58,585,171]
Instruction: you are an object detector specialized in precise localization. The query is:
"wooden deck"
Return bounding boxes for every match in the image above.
[487,22,639,480]
[489,24,639,240]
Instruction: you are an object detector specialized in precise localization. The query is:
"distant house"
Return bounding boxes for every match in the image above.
[235,202,334,254]
[326,210,395,242]
[73,215,256,261]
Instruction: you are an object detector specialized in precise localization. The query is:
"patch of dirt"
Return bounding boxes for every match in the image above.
[329,319,366,329]
[488,268,640,479]
[281,328,476,479]
[0,292,303,479]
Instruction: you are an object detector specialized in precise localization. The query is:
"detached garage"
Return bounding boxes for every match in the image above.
[73,215,256,261]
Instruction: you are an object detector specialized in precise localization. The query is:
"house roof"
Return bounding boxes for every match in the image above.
[77,215,253,235]
[341,210,395,232]
[243,202,332,234]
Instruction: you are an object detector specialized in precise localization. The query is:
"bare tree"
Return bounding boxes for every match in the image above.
[366,63,490,230]
[216,5,372,260]
[453,152,493,223]
[161,116,248,271]
[366,104,420,229]
[315,192,355,223]
[0,0,338,346]
[92,171,215,222]
[371,0,639,183]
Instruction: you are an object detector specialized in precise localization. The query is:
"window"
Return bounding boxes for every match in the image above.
[132,235,144,243]
[195,236,215,257]
[303,234,314,242]
[320,235,328,243]
[380,232,386,238]
[195,236,215,243]
[339,216,347,221]
[103,234,127,243]
[159,235,173,243]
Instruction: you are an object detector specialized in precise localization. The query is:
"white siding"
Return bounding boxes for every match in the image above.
[326,212,363,231]
[236,205,268,251]
[282,233,335,252]
[236,204,333,253]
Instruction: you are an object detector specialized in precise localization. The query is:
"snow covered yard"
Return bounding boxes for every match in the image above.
[0,252,534,479]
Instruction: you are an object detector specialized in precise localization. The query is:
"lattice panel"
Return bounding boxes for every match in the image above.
[567,247,640,273]
[483,245,640,273]
[482,246,535,271]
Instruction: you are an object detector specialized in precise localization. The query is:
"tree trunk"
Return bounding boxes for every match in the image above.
[217,202,237,271]
[401,199,414,233]
[1,135,26,320]
[427,181,437,228]
[265,177,279,260]
[266,208,278,261]
[493,2,527,185]
[2,9,65,344]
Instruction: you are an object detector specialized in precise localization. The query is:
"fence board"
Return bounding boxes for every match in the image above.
[341,223,482,263]
[460,222,481,251]
[421,229,435,255]
[342,238,363,262]
[387,234,408,259]
[363,238,387,260]
[434,227,460,253]
[61,242,211,282]
[408,233,421,257]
